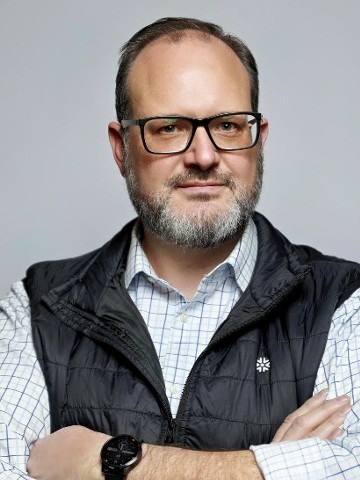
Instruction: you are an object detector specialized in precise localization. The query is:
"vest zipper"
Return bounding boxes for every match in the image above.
[107,326,176,441]
[68,316,175,443]
[165,418,177,444]
[175,270,309,436]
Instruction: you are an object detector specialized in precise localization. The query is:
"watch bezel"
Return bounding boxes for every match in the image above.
[101,434,142,472]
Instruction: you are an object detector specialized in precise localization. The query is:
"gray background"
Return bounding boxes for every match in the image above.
[1,0,359,297]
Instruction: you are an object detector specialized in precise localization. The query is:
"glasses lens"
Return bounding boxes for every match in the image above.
[144,117,193,153]
[209,114,258,150]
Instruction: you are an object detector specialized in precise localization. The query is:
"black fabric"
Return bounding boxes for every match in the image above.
[24,213,360,449]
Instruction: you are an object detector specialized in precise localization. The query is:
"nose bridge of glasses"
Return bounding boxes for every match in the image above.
[190,117,215,144]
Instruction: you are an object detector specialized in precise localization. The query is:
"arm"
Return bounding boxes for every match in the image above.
[0,282,51,479]
[27,289,360,480]
[132,390,350,480]
[251,288,360,479]
[27,427,262,480]
[27,391,350,480]
[133,444,262,480]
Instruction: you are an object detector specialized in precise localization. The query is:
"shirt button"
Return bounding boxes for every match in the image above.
[179,314,189,323]
[170,385,179,394]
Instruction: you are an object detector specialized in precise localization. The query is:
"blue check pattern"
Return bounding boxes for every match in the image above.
[125,219,257,414]
[0,219,359,479]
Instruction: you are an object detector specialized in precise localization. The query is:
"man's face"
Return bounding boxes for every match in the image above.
[111,34,268,248]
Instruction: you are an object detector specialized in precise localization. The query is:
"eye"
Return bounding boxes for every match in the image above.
[219,121,236,131]
[213,119,242,135]
[147,119,184,136]
[160,124,177,134]
[152,118,190,136]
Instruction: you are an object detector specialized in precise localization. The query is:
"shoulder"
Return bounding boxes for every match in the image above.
[254,212,360,268]
[330,287,360,340]
[0,280,30,329]
[0,281,35,362]
[317,287,360,404]
[23,219,137,303]
[23,248,102,305]
[254,212,360,303]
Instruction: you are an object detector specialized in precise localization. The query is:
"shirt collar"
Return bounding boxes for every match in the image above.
[124,218,258,294]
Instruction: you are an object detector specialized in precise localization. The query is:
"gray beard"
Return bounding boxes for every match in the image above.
[123,151,263,249]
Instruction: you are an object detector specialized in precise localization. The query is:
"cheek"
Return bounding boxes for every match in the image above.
[126,139,157,190]
[230,152,259,184]
[128,142,179,194]
[129,159,168,197]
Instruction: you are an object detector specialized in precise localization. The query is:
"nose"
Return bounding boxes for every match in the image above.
[183,126,220,170]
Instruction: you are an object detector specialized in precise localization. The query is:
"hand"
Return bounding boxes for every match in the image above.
[26,392,350,480]
[272,389,351,442]
[27,425,110,480]
[28,427,261,480]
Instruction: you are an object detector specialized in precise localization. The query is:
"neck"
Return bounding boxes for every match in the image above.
[141,229,241,301]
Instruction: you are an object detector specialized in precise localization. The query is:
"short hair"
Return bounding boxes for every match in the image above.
[115,17,259,121]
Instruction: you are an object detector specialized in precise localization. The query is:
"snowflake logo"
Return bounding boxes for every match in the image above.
[256,357,270,373]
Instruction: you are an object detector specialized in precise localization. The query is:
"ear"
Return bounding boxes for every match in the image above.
[108,121,126,176]
[259,117,269,146]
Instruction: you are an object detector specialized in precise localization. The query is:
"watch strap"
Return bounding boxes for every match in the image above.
[101,434,141,480]
[103,473,125,480]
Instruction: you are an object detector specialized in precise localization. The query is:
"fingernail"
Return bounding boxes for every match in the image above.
[334,407,351,423]
[339,406,351,416]
[315,388,329,399]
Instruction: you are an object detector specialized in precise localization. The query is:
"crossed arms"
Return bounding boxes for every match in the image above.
[27,390,351,480]
[1,282,360,479]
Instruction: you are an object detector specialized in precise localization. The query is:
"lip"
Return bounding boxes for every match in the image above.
[179,181,224,187]
[177,182,225,194]
[178,181,225,188]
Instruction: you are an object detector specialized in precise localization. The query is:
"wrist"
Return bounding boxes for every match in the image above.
[86,432,112,480]
[100,434,143,480]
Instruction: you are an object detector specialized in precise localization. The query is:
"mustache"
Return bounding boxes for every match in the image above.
[167,168,236,189]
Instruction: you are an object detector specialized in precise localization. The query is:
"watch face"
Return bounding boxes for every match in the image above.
[101,435,141,468]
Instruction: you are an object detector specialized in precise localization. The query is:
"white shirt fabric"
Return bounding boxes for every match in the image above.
[0,219,360,479]
[125,219,257,415]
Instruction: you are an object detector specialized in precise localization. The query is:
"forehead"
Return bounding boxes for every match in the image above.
[127,33,252,117]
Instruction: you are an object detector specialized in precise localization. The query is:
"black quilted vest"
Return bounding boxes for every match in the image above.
[24,213,360,449]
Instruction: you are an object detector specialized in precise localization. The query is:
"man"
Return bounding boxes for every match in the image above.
[1,17,359,480]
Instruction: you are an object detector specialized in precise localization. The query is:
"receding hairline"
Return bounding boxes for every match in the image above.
[130,29,240,61]
[115,18,260,120]
[126,30,252,117]
[127,29,251,87]
[146,28,216,43]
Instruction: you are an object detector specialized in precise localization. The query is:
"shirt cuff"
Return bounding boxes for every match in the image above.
[250,438,326,480]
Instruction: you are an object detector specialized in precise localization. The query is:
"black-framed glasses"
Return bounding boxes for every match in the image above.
[121,112,262,154]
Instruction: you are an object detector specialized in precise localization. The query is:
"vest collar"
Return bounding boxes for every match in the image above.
[42,213,310,411]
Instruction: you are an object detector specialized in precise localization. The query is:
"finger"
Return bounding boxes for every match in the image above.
[277,396,351,442]
[308,406,351,440]
[272,389,329,442]
[330,428,344,441]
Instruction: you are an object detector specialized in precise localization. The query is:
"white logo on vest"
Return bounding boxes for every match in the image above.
[256,357,270,373]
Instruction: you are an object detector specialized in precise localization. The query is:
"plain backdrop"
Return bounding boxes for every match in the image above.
[1,0,359,297]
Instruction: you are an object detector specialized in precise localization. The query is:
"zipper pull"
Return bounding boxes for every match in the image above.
[165,418,176,444]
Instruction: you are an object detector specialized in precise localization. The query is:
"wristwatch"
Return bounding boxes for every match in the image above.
[101,434,142,480]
